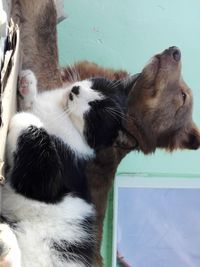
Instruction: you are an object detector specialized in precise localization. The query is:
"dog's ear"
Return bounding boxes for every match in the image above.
[166,124,200,151]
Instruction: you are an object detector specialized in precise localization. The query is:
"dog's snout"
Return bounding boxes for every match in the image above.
[168,46,181,62]
[71,86,80,95]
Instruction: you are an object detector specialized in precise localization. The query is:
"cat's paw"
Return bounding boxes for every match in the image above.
[0,224,21,267]
[18,69,37,110]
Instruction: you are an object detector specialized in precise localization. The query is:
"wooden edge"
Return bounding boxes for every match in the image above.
[0,23,20,184]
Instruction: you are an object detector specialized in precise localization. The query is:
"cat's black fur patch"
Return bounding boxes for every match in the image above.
[10,126,90,203]
[83,77,132,149]
[91,77,133,112]
[10,126,66,203]
[84,98,122,148]
[52,135,91,201]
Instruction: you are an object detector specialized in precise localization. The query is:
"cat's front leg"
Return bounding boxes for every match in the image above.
[7,112,64,202]
[6,112,43,167]
[0,224,21,267]
[18,70,38,111]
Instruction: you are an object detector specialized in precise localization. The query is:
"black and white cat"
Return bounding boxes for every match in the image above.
[0,70,133,267]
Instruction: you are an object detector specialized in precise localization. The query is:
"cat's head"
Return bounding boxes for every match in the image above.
[124,46,200,153]
[65,78,129,149]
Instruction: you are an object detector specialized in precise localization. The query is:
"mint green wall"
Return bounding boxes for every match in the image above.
[57,1,200,266]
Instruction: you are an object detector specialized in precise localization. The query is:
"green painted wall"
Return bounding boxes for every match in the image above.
[57,1,200,266]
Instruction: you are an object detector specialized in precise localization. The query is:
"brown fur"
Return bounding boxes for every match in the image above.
[11,0,62,90]
[11,2,200,266]
[61,61,128,82]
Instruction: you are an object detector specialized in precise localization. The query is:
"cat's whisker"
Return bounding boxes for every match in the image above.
[32,101,68,117]
[106,109,121,121]
[105,107,121,123]
[65,250,91,267]
[105,97,126,110]
[67,64,81,82]
[105,107,129,122]
[105,106,125,117]
[44,109,69,125]
[72,64,81,81]
[109,79,122,89]
[65,65,77,83]
[68,64,77,82]
[109,109,126,119]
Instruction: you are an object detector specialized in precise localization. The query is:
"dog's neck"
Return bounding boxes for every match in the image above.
[117,75,141,152]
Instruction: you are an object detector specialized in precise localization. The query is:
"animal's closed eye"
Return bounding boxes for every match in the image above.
[181,91,186,104]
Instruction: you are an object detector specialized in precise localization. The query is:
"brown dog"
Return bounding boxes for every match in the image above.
[11,2,200,266]
[62,47,200,266]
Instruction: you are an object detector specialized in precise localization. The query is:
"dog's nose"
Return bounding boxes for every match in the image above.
[71,86,80,95]
[168,46,181,62]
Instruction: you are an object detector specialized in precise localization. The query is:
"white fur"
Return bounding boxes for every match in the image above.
[0,224,21,267]
[68,80,103,117]
[18,70,104,158]
[68,80,103,135]
[2,185,94,267]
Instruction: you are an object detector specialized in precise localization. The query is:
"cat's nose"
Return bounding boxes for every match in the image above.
[71,86,80,95]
